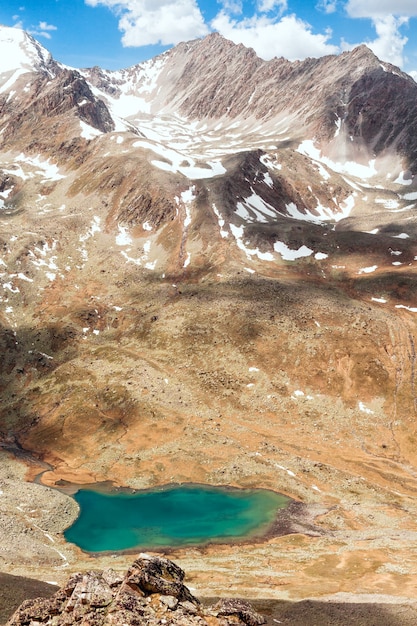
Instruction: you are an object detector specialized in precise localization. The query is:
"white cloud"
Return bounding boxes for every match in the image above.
[367,16,408,66]
[317,0,338,14]
[29,21,58,40]
[85,0,209,46]
[38,21,57,31]
[257,0,287,14]
[346,0,417,18]
[211,12,339,60]
[341,14,409,66]
[219,0,243,15]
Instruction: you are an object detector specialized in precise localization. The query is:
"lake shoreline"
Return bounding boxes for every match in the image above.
[63,483,292,554]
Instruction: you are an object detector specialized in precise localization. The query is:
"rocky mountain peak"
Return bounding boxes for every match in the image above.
[346,43,379,64]
[182,31,259,61]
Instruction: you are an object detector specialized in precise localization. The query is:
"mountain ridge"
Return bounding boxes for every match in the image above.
[2,25,416,163]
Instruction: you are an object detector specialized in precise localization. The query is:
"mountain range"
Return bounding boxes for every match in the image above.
[2,23,417,610]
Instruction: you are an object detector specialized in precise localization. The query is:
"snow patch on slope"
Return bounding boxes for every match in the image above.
[298,140,377,179]
[116,225,132,246]
[236,190,277,223]
[285,195,354,223]
[121,239,156,269]
[230,224,274,262]
[274,242,313,260]
[80,121,103,140]
[96,56,168,118]
[14,154,65,181]
[212,203,229,238]
[132,138,226,180]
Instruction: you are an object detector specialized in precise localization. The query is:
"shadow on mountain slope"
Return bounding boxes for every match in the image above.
[0,573,57,626]
[239,596,417,626]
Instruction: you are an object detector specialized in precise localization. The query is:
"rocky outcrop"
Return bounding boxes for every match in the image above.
[7,556,266,626]
[0,67,114,154]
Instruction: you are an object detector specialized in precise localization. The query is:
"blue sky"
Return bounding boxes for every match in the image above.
[1,0,417,77]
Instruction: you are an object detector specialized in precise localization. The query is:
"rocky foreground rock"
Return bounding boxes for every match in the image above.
[7,556,266,626]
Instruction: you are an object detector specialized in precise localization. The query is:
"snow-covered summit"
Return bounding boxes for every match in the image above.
[0,25,56,74]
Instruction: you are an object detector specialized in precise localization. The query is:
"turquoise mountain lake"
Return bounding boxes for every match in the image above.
[64,484,289,552]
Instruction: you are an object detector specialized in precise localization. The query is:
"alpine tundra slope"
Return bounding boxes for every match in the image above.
[1,23,417,618]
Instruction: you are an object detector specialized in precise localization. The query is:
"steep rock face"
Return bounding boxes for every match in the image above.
[0,69,114,155]
[343,66,417,166]
[7,556,266,626]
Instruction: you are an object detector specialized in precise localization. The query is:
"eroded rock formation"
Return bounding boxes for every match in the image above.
[7,556,266,626]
